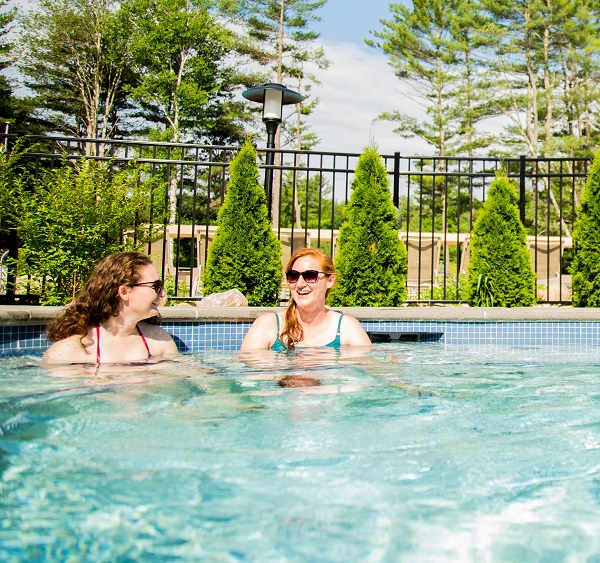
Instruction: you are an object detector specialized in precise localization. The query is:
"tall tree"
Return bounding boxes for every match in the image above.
[481,0,597,235]
[370,0,495,156]
[120,0,246,223]
[121,0,244,144]
[571,150,600,307]
[18,0,133,146]
[0,0,15,124]
[231,0,328,224]
[467,173,536,306]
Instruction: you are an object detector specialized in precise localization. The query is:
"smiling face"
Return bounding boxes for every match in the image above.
[120,263,165,319]
[288,255,335,310]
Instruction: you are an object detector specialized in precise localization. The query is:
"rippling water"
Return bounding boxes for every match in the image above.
[1,344,599,561]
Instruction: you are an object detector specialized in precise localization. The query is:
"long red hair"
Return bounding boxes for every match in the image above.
[280,247,336,349]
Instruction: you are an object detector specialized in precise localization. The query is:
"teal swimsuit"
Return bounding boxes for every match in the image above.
[270,313,343,351]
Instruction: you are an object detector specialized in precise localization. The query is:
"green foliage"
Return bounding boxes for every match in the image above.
[121,0,244,144]
[16,159,150,305]
[369,0,495,156]
[571,150,600,306]
[329,146,408,306]
[163,275,190,299]
[19,0,134,140]
[0,142,27,223]
[201,140,282,305]
[279,171,343,229]
[230,0,329,148]
[431,273,469,301]
[467,173,536,307]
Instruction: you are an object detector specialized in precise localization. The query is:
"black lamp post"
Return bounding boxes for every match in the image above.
[242,83,304,219]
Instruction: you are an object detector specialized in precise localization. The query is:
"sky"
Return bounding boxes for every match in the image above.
[300,0,430,156]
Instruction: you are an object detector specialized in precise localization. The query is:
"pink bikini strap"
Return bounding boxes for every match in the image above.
[96,325,101,364]
[96,325,151,364]
[136,325,152,359]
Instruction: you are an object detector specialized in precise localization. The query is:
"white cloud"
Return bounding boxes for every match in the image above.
[305,41,432,156]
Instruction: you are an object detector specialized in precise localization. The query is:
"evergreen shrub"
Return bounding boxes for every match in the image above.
[15,159,151,305]
[571,150,600,306]
[329,146,408,306]
[467,173,535,306]
[201,140,282,306]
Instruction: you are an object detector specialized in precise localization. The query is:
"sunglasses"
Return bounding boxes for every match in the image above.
[132,279,164,294]
[286,270,330,284]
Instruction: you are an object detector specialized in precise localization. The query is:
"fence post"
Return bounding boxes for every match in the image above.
[393,152,400,209]
[519,155,526,224]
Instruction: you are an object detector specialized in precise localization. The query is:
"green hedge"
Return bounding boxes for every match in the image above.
[329,146,407,306]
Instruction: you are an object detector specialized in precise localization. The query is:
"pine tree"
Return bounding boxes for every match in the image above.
[369,0,494,156]
[571,150,600,306]
[467,173,535,306]
[329,146,407,307]
[202,140,282,305]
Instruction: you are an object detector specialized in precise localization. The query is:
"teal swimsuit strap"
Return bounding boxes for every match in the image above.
[270,313,286,351]
[336,313,344,333]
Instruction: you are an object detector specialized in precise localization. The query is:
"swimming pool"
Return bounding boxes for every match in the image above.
[1,342,599,560]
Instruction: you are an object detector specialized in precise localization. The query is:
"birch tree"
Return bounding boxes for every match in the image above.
[19,0,132,149]
[121,0,241,222]
[232,0,328,226]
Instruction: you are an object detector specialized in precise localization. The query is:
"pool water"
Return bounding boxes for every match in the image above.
[1,344,600,561]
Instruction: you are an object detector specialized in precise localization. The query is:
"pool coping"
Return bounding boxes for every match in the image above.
[1,304,599,325]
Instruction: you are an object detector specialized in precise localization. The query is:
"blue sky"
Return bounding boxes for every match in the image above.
[314,0,392,47]
[302,0,430,155]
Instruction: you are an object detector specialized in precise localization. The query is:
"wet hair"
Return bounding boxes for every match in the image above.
[277,375,321,388]
[46,252,154,345]
[280,247,336,349]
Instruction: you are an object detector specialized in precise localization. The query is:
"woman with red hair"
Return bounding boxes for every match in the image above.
[241,248,371,351]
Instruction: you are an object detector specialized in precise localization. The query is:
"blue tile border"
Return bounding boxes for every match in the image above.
[2,319,600,356]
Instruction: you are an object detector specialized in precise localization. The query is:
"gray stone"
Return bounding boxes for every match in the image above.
[197,288,248,307]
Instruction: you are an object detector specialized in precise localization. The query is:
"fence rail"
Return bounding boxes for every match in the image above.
[0,134,590,305]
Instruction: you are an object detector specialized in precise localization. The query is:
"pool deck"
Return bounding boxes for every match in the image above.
[1,304,599,325]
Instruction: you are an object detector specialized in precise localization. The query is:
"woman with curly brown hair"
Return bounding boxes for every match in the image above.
[44,252,178,364]
[241,247,371,351]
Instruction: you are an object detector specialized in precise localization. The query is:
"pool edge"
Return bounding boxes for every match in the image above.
[1,305,599,326]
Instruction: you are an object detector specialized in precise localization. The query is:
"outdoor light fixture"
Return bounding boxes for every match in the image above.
[242,83,304,218]
[243,82,304,123]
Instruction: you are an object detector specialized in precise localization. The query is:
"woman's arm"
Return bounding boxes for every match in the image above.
[240,313,278,351]
[340,315,372,347]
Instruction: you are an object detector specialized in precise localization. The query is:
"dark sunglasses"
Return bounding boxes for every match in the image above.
[132,279,164,294]
[286,270,330,284]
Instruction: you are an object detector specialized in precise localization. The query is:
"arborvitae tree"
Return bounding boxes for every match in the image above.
[467,173,535,306]
[329,146,408,307]
[571,150,600,306]
[202,139,282,305]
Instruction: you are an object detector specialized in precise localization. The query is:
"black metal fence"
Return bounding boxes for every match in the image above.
[0,134,590,304]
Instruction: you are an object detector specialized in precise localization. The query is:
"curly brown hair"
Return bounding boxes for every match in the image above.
[46,252,154,344]
[281,247,336,349]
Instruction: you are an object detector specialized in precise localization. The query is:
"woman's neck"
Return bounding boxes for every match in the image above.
[101,314,139,337]
[297,306,329,326]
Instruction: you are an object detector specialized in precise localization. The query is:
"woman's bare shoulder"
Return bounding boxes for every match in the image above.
[240,312,280,350]
[340,314,372,347]
[138,322,179,355]
[44,334,92,363]
[138,322,174,341]
[253,312,280,328]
